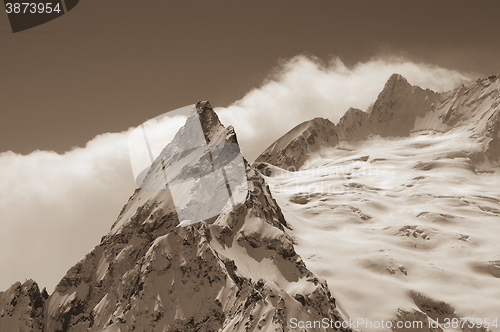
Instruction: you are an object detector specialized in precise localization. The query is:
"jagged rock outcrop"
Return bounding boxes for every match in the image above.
[254,117,338,171]
[485,109,500,163]
[336,107,370,141]
[0,279,47,332]
[2,102,350,331]
[368,74,440,136]
[336,75,440,141]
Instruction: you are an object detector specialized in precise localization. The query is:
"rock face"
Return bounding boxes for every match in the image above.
[336,107,369,141]
[255,117,339,171]
[434,76,500,165]
[0,102,349,331]
[368,74,440,136]
[336,74,440,140]
[485,109,500,163]
[0,279,47,332]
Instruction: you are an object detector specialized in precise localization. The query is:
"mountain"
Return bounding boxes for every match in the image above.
[252,75,500,332]
[1,102,350,332]
[336,73,442,140]
[336,108,369,141]
[3,74,499,332]
[0,280,47,332]
[367,73,439,137]
[258,73,500,170]
[254,117,338,172]
[431,75,500,164]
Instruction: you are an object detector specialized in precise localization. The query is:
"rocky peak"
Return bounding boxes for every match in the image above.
[194,101,231,144]
[0,279,46,332]
[380,73,412,94]
[434,76,500,165]
[368,73,439,136]
[255,116,338,171]
[337,107,370,141]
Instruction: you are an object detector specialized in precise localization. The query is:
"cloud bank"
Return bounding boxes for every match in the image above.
[215,55,474,161]
[0,56,474,293]
[0,132,136,293]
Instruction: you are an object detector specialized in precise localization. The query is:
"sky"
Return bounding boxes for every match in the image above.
[0,0,499,292]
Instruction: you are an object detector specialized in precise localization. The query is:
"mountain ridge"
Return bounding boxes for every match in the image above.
[1,102,350,332]
[256,73,500,171]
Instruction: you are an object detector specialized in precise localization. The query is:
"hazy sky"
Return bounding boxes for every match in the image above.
[1,0,499,154]
[0,0,499,293]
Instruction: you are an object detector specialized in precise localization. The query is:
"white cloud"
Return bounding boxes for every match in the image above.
[0,131,136,293]
[215,55,475,162]
[0,55,475,293]
[0,111,192,293]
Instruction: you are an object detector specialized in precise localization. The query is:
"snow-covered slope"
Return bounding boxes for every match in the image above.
[265,133,500,332]
[255,117,338,171]
[0,102,351,331]
[428,75,500,165]
[254,74,500,331]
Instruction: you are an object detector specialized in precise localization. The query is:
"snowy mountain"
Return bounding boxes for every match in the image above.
[258,74,500,169]
[365,74,439,137]
[255,118,339,172]
[1,102,350,332]
[254,74,500,331]
[2,74,499,332]
[336,108,369,141]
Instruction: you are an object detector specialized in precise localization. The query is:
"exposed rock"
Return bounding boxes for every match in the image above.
[368,74,440,136]
[394,291,488,332]
[255,117,338,171]
[0,279,45,332]
[337,107,370,141]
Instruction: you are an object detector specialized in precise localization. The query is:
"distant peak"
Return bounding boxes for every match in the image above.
[345,107,364,114]
[310,117,332,124]
[255,116,338,170]
[388,73,407,81]
[385,73,410,87]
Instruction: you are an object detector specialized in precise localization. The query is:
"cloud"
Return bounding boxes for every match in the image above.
[0,55,474,293]
[215,55,475,162]
[0,110,192,293]
[0,131,136,293]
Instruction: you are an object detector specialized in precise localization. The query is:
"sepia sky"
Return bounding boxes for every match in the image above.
[1,0,500,154]
[1,0,500,293]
